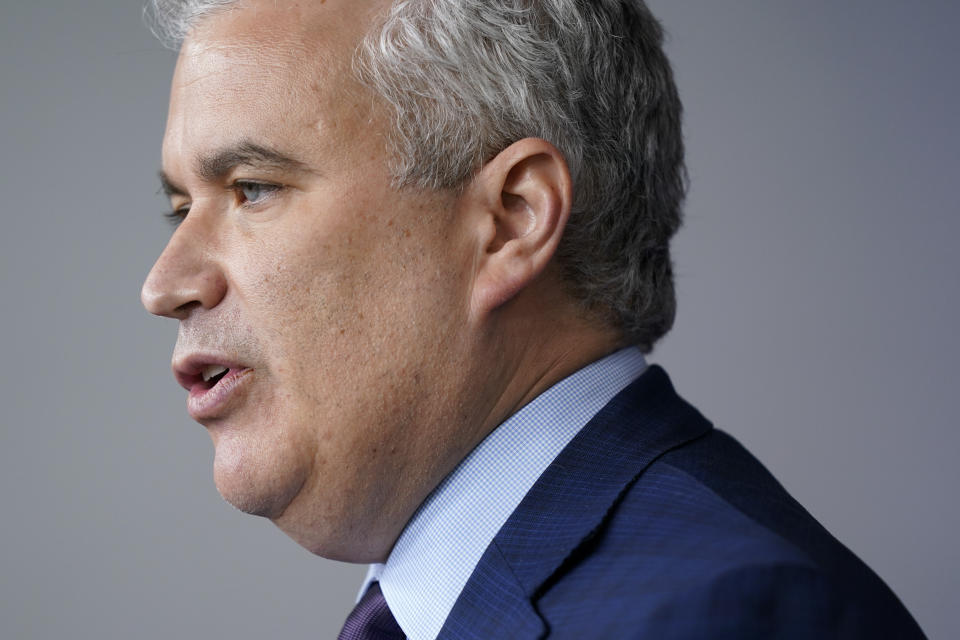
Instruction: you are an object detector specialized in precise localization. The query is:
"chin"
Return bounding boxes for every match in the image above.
[211,438,305,520]
[215,478,283,518]
[273,509,388,564]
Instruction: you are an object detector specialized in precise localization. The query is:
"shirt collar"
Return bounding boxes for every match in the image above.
[359,347,648,640]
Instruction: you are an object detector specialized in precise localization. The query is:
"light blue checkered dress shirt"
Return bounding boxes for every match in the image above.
[358,347,648,640]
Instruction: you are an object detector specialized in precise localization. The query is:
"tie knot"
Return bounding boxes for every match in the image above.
[338,582,406,640]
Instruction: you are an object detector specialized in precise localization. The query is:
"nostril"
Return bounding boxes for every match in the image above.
[174,299,203,318]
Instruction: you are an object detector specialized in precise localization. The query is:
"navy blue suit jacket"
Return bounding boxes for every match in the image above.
[438,365,924,639]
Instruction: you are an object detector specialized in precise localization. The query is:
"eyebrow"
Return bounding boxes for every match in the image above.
[195,141,311,181]
[157,140,312,198]
[158,171,187,198]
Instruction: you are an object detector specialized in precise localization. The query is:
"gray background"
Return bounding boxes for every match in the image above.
[1,1,956,638]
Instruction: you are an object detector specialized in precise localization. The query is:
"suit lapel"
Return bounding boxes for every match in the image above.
[438,365,712,639]
[434,538,547,640]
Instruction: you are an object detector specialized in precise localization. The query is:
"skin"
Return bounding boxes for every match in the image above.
[142,0,622,563]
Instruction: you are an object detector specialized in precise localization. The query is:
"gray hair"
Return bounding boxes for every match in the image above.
[146,0,686,352]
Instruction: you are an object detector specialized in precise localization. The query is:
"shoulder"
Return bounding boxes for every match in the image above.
[534,429,924,638]
[627,561,892,639]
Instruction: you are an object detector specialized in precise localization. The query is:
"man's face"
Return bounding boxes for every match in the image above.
[142,0,478,561]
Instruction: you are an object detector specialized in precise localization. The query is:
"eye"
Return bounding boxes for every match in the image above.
[234,180,281,206]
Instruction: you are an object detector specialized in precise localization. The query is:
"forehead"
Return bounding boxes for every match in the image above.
[162,0,383,173]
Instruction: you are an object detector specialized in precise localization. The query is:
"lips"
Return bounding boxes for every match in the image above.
[173,355,254,421]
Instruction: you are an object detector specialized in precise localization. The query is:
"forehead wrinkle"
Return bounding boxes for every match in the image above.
[168,39,325,151]
[176,33,338,127]
[177,39,303,91]
[183,4,329,76]
[191,37,313,67]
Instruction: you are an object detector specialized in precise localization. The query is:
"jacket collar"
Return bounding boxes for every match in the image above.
[438,365,713,639]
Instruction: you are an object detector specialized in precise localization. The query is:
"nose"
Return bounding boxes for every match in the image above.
[141,217,227,319]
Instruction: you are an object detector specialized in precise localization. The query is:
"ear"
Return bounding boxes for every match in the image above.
[466,138,573,319]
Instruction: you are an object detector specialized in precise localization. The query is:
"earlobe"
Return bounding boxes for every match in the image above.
[468,138,573,318]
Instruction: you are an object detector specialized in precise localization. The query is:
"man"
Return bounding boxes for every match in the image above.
[141,0,924,638]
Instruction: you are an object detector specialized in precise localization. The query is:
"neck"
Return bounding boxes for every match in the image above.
[469,286,626,452]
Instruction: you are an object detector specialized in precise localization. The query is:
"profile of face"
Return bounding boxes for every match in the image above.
[141,0,481,562]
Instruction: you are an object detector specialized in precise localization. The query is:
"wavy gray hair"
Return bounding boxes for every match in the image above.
[146,0,686,352]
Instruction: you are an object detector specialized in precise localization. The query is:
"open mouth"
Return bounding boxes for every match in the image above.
[178,361,254,420]
[174,359,249,395]
[201,364,231,389]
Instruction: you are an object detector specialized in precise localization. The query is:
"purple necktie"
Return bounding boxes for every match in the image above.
[338,582,406,640]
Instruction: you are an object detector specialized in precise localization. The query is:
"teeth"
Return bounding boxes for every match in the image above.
[201,365,229,383]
